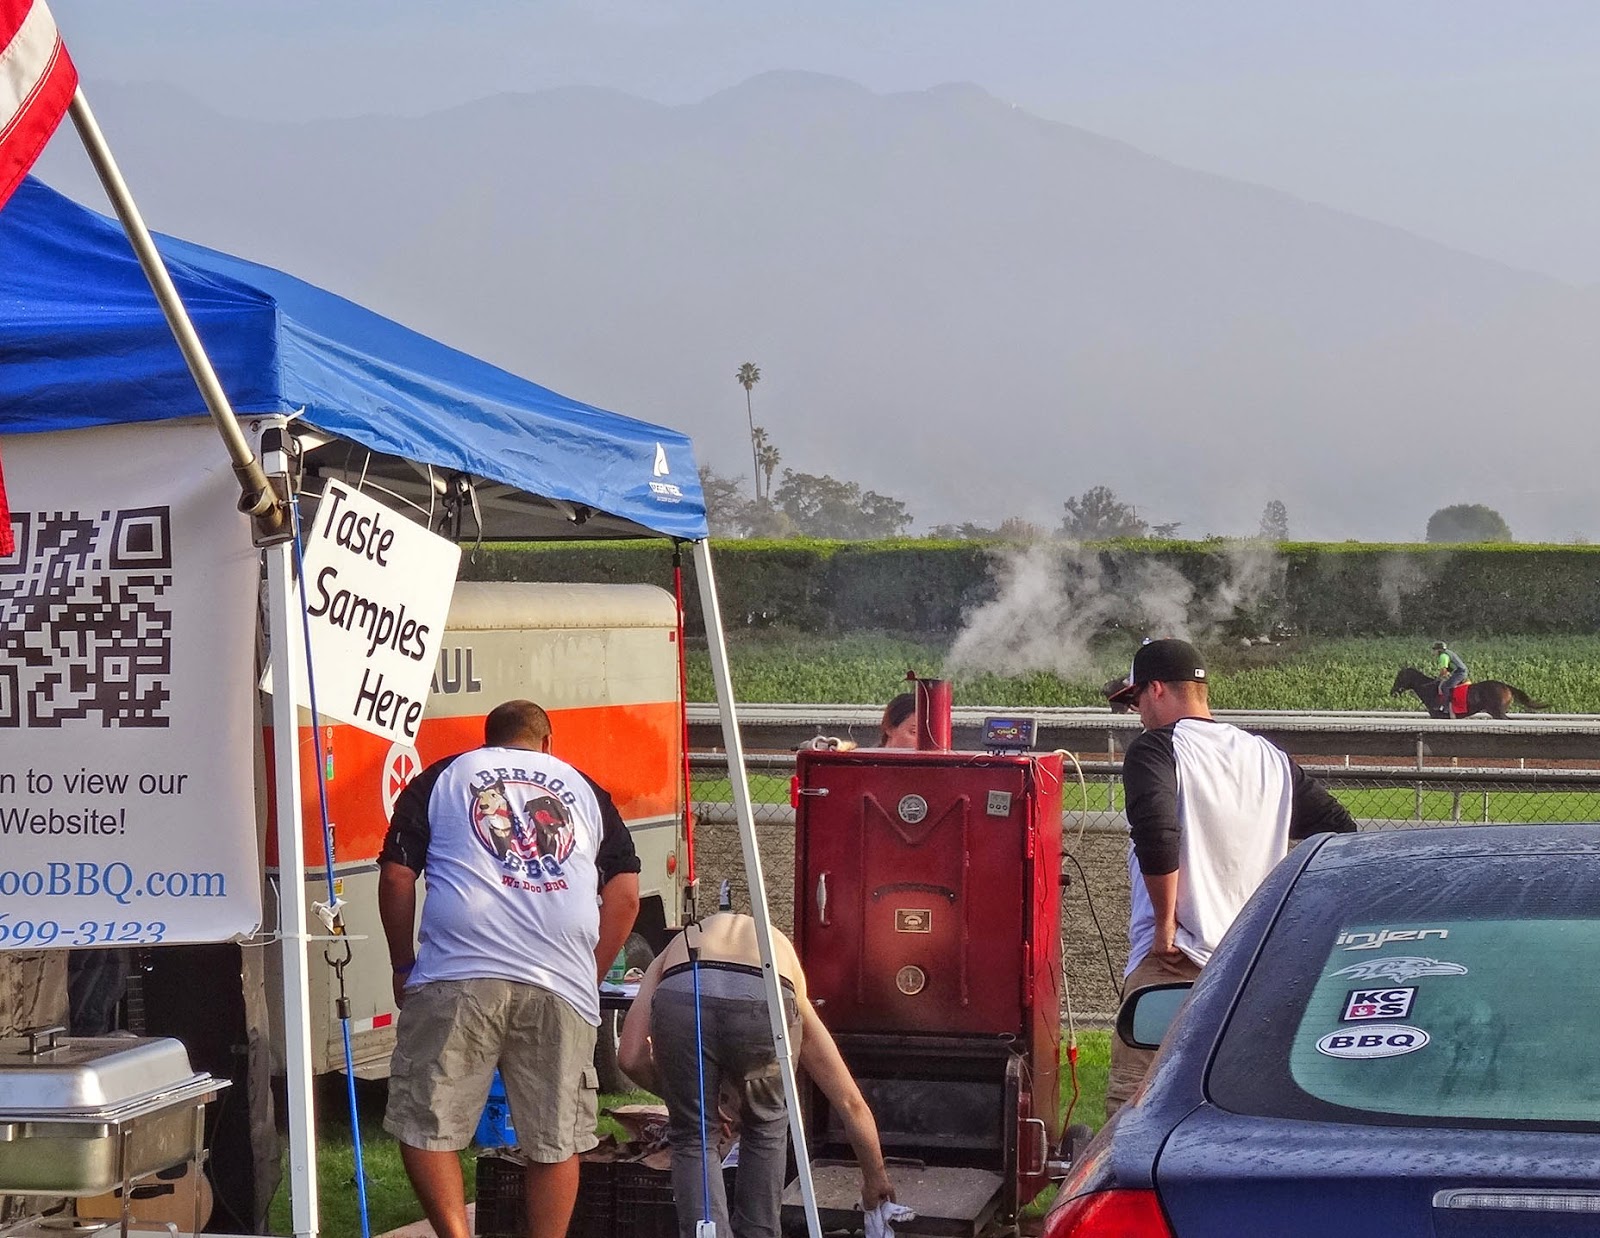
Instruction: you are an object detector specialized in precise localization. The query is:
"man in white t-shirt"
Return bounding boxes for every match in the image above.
[1104,640,1355,1118]
[378,699,641,1238]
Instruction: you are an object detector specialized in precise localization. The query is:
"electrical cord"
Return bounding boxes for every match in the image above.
[1034,749,1096,1132]
[1061,964,1081,1131]
[1048,745,1122,998]
[1062,850,1124,1002]
[1052,748,1093,852]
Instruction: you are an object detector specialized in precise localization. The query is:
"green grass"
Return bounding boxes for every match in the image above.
[271,1043,1113,1237]
[1023,1028,1111,1218]
[1062,1029,1111,1135]
[687,631,1600,713]
[267,1088,647,1236]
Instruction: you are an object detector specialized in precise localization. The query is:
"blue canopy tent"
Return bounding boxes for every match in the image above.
[0,175,814,1238]
[0,176,706,541]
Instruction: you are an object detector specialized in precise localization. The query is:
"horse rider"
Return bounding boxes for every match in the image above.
[1433,641,1468,716]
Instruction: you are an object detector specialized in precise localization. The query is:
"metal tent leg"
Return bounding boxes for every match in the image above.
[691,540,822,1238]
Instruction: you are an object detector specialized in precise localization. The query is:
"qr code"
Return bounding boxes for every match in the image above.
[0,507,174,728]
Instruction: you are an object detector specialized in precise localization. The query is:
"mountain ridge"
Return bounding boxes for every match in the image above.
[34,71,1600,540]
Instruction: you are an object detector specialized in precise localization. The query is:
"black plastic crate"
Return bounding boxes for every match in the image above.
[475,1153,615,1238]
[613,1162,742,1238]
[613,1162,679,1238]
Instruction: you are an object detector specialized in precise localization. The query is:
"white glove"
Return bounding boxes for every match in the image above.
[863,1201,916,1238]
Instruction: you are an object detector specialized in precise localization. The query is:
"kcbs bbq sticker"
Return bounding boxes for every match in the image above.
[1342,987,1416,1021]
[1316,1024,1430,1059]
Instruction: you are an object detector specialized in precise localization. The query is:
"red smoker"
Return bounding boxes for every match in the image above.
[790,684,1063,1231]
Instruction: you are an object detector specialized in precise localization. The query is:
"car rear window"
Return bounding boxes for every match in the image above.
[1208,850,1600,1129]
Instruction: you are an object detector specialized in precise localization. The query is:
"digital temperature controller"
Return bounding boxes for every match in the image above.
[982,715,1037,750]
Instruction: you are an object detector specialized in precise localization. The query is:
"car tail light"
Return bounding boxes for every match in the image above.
[1042,1189,1173,1238]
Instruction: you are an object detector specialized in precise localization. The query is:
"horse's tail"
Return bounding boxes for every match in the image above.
[1507,685,1548,712]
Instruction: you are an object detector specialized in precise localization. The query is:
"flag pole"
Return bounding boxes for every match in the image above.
[66,87,287,544]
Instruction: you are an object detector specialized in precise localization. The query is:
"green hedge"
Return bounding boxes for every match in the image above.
[459,539,1600,638]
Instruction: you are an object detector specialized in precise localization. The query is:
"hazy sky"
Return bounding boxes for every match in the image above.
[47,0,1600,283]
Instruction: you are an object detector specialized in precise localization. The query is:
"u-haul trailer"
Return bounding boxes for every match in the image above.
[262,580,686,1078]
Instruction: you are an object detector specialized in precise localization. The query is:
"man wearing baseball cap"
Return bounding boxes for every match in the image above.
[1105,639,1356,1118]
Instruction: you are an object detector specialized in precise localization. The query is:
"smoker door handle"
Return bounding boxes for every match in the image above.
[1023,1118,1049,1177]
[816,872,830,926]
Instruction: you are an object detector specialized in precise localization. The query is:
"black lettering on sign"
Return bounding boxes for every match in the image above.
[354,666,424,739]
[320,486,396,565]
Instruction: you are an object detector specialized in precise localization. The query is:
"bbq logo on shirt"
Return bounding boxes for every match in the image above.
[469,776,577,881]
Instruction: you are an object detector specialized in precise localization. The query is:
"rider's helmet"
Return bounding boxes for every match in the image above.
[1432,641,1446,651]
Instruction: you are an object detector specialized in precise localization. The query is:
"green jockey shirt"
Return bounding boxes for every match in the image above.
[1437,648,1467,677]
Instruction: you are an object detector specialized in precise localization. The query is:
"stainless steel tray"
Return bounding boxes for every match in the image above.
[0,1029,226,1196]
[0,1029,202,1113]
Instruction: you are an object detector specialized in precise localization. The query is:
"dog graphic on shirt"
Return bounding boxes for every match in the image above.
[523,793,573,877]
[469,780,576,878]
[472,782,525,865]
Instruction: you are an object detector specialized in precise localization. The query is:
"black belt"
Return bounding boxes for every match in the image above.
[661,959,796,992]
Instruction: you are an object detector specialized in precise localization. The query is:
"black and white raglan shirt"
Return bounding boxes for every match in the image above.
[379,745,641,1026]
[1123,717,1356,975]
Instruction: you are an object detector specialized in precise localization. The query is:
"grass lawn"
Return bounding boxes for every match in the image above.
[685,631,1600,714]
[267,1085,654,1236]
[271,1041,1111,1235]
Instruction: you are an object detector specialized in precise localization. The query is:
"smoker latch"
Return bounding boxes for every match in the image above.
[1023,1118,1049,1177]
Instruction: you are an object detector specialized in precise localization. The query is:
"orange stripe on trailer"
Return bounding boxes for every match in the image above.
[264,701,681,866]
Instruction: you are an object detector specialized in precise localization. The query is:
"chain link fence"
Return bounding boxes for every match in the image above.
[689,754,1600,1024]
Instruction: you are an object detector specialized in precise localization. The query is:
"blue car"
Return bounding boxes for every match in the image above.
[1044,824,1600,1238]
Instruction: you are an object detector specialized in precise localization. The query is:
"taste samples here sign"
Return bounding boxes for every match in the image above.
[266,480,460,744]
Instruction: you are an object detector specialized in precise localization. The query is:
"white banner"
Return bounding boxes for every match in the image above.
[0,421,262,946]
[263,479,459,744]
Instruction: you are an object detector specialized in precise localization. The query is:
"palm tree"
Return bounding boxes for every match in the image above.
[736,362,761,500]
[749,426,782,501]
[758,441,781,501]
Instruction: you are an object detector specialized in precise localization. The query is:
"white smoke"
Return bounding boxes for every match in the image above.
[1375,552,1439,624]
[945,540,1288,682]
[1198,539,1287,632]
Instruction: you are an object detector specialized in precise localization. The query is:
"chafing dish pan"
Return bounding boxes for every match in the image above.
[0,1027,225,1196]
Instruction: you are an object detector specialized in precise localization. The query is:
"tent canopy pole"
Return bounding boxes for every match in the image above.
[691,539,822,1238]
[263,423,321,1238]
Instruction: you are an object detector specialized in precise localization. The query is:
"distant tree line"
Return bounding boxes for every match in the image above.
[723,364,1518,543]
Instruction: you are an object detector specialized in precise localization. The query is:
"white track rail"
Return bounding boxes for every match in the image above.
[687,702,1600,740]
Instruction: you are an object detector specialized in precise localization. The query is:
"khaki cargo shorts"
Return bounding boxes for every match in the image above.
[383,977,599,1160]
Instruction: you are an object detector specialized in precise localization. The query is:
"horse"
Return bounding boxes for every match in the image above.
[1390,666,1547,719]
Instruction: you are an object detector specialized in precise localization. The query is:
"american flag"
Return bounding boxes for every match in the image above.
[0,451,11,558]
[0,0,75,207]
[0,0,76,553]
